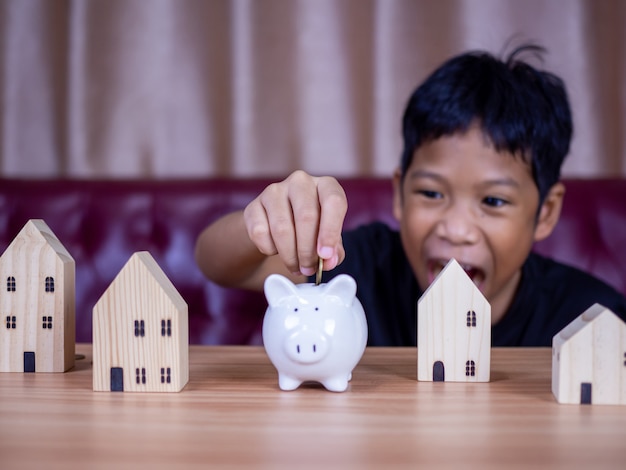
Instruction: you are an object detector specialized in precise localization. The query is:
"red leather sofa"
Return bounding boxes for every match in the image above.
[1,178,625,345]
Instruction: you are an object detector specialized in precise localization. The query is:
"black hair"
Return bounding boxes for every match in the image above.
[400,44,573,204]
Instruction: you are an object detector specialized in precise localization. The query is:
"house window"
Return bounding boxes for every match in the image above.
[161,319,172,337]
[161,367,171,384]
[466,310,477,327]
[465,360,476,377]
[135,367,146,384]
[6,315,16,329]
[134,320,145,337]
[42,316,53,329]
[45,276,55,293]
[7,276,16,292]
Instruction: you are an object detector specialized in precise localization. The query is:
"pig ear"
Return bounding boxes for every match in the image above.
[323,274,357,305]
[264,274,299,307]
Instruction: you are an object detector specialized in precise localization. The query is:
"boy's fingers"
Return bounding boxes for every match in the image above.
[244,171,347,277]
[243,199,278,256]
[260,183,301,274]
[316,176,347,270]
[288,172,321,275]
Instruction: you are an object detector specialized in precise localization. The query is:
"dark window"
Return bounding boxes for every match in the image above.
[465,360,476,377]
[136,367,146,385]
[466,310,477,327]
[7,276,16,292]
[45,276,55,293]
[161,367,171,384]
[42,316,52,329]
[134,320,145,337]
[161,319,172,337]
[6,315,16,329]
[623,352,626,367]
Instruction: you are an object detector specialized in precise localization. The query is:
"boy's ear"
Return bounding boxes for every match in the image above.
[533,182,565,242]
[392,168,403,222]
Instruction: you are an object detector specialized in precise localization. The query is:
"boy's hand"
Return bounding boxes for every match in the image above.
[243,170,347,277]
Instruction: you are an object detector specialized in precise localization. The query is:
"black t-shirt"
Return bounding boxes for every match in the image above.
[316,222,626,347]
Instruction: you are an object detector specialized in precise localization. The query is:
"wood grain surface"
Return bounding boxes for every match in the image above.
[1,345,625,469]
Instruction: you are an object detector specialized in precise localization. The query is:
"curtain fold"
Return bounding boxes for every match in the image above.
[1,0,624,178]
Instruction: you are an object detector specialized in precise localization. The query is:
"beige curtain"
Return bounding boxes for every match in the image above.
[1,0,624,179]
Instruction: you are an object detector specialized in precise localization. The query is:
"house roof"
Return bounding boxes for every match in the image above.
[419,258,486,302]
[94,251,186,312]
[553,303,624,349]
[0,219,73,263]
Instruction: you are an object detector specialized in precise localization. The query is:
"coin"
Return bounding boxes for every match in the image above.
[315,257,323,286]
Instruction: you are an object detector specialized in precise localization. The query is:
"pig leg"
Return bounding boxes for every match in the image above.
[278,374,302,391]
[322,374,350,392]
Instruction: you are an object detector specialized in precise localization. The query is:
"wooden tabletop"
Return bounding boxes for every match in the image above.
[1,345,625,469]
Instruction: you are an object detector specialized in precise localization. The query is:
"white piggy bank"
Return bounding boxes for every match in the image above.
[262,273,368,392]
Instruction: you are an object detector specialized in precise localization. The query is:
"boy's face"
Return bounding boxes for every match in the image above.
[393,125,562,322]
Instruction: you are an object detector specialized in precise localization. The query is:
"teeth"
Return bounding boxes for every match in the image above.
[429,260,484,288]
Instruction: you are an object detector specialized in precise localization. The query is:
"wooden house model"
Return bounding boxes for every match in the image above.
[93,251,188,392]
[552,303,626,405]
[417,259,491,382]
[0,219,75,373]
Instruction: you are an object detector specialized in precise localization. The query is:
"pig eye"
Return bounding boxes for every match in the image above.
[293,308,298,312]
[314,307,319,311]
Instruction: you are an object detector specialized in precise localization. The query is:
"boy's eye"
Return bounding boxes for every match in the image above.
[417,190,443,199]
[483,196,508,207]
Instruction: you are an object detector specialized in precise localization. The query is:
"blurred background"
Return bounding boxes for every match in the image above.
[0,0,624,179]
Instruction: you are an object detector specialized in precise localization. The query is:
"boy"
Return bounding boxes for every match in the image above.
[195,44,626,346]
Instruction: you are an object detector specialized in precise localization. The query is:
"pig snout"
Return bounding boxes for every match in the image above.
[284,329,329,364]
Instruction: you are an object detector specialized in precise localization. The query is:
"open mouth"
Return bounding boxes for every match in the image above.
[428,259,485,288]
